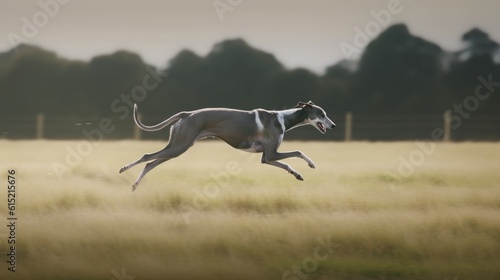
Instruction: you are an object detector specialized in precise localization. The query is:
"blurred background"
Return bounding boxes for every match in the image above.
[1,0,499,141]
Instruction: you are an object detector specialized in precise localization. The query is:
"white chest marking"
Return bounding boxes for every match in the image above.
[254,110,264,132]
[275,112,286,146]
[276,113,286,132]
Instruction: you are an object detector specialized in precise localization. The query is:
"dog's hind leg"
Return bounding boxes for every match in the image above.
[129,140,195,190]
[125,143,192,190]
[120,149,166,173]
[124,122,201,190]
[119,123,195,173]
[119,126,177,174]
[132,158,168,191]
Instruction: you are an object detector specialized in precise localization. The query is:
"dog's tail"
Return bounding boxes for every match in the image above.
[133,104,188,131]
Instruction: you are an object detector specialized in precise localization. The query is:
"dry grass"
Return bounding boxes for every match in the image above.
[0,140,499,280]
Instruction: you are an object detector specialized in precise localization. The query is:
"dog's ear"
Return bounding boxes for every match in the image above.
[295,101,314,111]
[294,102,306,108]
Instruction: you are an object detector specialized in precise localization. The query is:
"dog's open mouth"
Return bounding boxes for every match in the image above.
[317,122,326,134]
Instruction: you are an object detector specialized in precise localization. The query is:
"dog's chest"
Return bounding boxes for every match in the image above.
[239,140,265,153]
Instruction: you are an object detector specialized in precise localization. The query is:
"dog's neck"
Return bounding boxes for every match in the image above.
[278,108,308,131]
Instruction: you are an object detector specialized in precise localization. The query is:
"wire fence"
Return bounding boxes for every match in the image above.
[1,113,499,141]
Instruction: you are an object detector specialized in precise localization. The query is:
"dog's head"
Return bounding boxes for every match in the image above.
[295,101,336,134]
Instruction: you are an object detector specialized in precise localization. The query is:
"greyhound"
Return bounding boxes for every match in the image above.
[119,101,335,191]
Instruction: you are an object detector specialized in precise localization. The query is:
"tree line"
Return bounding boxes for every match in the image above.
[1,24,499,120]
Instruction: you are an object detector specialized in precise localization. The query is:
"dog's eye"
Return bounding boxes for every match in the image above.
[320,113,325,118]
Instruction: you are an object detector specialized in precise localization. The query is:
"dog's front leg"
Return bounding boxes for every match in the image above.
[298,152,316,169]
[262,149,316,169]
[262,159,304,181]
[259,139,317,180]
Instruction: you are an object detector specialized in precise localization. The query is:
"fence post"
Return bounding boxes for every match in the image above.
[36,113,44,139]
[443,110,451,142]
[134,113,141,140]
[345,112,352,142]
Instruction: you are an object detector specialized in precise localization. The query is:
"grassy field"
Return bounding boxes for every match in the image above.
[0,140,499,280]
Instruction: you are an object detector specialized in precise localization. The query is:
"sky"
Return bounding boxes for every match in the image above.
[1,0,499,74]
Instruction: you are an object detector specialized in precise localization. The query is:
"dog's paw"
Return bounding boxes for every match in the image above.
[291,171,304,181]
[301,154,315,169]
[119,166,127,173]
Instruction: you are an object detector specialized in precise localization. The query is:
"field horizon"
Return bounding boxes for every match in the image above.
[0,140,499,280]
